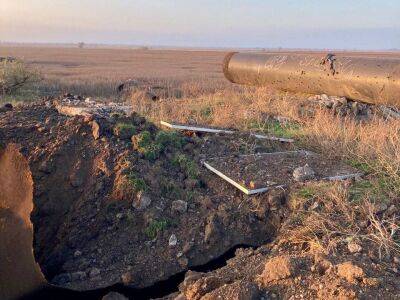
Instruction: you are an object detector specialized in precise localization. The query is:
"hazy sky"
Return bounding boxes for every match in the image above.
[1,0,399,49]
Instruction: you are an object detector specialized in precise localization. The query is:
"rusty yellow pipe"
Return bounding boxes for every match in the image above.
[223,52,400,107]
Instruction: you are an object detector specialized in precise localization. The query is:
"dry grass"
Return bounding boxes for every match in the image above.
[0,46,226,100]
[282,182,399,257]
[130,83,400,257]
[2,46,398,257]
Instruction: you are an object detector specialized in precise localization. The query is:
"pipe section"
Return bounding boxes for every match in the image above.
[223,52,400,106]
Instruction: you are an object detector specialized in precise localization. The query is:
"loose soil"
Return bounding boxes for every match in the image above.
[1,99,399,300]
[0,101,285,291]
[205,151,359,190]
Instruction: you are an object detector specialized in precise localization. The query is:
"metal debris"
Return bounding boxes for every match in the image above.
[204,150,362,195]
[160,121,294,143]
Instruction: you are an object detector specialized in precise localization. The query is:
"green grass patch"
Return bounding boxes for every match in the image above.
[347,159,372,173]
[126,172,148,192]
[132,130,185,161]
[114,122,137,138]
[248,119,301,138]
[349,177,397,204]
[296,187,316,199]
[171,153,200,179]
[160,178,183,198]
[155,130,185,149]
[200,106,213,119]
[144,219,169,239]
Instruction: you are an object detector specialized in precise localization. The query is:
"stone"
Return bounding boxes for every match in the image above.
[89,268,101,278]
[52,273,72,285]
[70,271,87,281]
[121,272,133,284]
[169,234,178,247]
[347,242,362,254]
[74,250,82,257]
[178,256,189,268]
[132,191,152,210]
[260,256,296,284]
[92,120,101,140]
[293,164,315,182]
[336,262,364,283]
[102,292,129,300]
[183,275,223,300]
[171,200,188,213]
[70,174,84,188]
[204,215,220,244]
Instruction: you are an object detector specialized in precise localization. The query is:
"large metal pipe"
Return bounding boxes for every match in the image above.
[223,52,400,106]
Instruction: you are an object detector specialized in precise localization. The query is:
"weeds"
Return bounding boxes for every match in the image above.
[247,119,301,138]
[132,130,160,160]
[171,153,199,179]
[114,122,137,138]
[132,130,185,160]
[284,182,399,256]
[155,131,185,149]
[123,171,148,193]
[144,219,169,239]
[0,59,41,102]
[160,181,182,199]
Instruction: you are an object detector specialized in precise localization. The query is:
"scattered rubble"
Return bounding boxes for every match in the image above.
[259,255,296,283]
[169,234,178,247]
[0,99,283,294]
[309,94,400,121]
[204,151,360,195]
[171,200,188,213]
[1,95,399,299]
[336,261,365,283]
[293,164,315,182]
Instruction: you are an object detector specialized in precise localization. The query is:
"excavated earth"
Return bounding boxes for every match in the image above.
[1,100,399,300]
[0,101,289,294]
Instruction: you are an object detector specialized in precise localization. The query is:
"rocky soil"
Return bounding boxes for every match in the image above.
[1,96,399,300]
[0,99,286,292]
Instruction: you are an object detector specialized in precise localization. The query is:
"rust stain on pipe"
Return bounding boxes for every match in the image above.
[223,52,400,107]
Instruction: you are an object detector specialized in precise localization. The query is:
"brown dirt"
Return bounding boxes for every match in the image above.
[0,102,286,291]
[206,151,359,190]
[169,242,400,300]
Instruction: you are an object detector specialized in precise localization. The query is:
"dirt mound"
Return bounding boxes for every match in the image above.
[0,101,286,292]
[169,244,399,300]
[2,100,398,299]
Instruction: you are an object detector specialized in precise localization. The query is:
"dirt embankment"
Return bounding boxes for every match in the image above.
[0,102,286,294]
[1,100,399,300]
